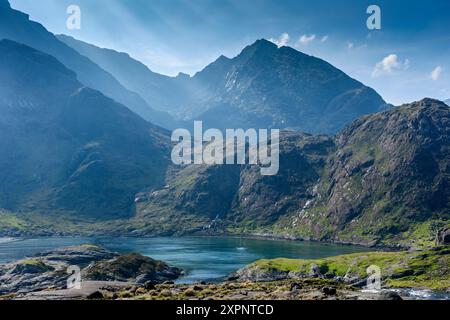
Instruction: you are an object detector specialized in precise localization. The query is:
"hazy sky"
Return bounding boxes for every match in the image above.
[9,0,450,105]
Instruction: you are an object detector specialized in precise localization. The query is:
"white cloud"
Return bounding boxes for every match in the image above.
[269,33,290,48]
[320,35,329,43]
[298,34,316,45]
[371,54,410,78]
[430,66,443,81]
[346,41,354,49]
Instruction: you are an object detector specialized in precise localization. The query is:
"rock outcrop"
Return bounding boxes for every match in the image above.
[0,245,182,297]
[437,228,450,245]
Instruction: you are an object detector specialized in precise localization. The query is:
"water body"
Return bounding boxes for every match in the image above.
[0,236,369,283]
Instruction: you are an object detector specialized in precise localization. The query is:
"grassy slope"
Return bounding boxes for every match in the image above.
[249,246,450,290]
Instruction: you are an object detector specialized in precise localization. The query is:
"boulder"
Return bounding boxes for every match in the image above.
[436,228,450,245]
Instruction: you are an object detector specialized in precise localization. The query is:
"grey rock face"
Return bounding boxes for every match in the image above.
[59,36,389,134]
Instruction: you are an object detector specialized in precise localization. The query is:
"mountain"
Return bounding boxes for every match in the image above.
[130,99,450,247]
[0,39,170,219]
[445,99,450,106]
[57,34,189,114]
[59,35,389,134]
[179,39,389,133]
[299,98,450,245]
[0,0,174,128]
[130,132,335,235]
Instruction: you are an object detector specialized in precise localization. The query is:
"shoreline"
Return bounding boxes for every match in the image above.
[0,231,405,252]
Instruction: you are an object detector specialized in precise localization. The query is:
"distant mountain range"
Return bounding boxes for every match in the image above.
[445,99,450,106]
[59,36,390,134]
[0,0,174,129]
[0,0,448,246]
[0,39,170,219]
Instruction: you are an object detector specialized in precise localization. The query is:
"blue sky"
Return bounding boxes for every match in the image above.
[9,0,450,105]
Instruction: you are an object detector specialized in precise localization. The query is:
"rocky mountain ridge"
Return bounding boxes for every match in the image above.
[59,36,389,134]
[0,39,170,219]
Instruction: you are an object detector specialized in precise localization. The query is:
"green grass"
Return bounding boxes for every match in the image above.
[0,210,30,231]
[249,247,450,290]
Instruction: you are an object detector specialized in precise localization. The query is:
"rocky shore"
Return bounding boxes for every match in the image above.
[0,245,448,300]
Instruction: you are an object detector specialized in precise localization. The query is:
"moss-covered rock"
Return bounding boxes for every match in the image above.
[237,246,450,291]
[84,253,182,283]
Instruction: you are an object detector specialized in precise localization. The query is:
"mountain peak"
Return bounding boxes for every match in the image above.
[253,38,278,48]
[216,54,230,62]
[0,39,76,81]
[244,39,278,52]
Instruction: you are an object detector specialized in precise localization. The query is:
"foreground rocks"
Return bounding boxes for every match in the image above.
[233,246,450,292]
[0,245,182,298]
[1,245,448,300]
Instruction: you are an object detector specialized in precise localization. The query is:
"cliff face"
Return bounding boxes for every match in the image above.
[278,99,450,245]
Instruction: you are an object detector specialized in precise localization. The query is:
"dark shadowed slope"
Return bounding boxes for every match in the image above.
[57,34,189,116]
[0,40,170,219]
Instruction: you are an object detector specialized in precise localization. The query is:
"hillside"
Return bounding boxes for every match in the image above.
[59,35,389,134]
[0,40,170,220]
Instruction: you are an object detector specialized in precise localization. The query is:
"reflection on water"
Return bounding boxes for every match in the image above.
[1,236,370,283]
